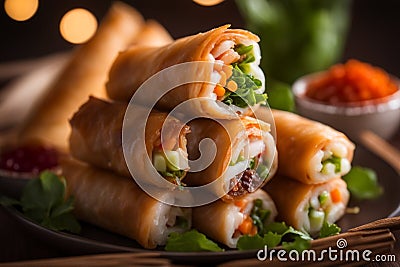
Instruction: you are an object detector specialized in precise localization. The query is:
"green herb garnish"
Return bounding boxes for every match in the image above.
[222,44,267,108]
[282,236,311,252]
[319,222,341,238]
[0,171,81,233]
[343,166,383,200]
[237,232,281,250]
[237,221,311,251]
[165,229,223,252]
[250,199,270,234]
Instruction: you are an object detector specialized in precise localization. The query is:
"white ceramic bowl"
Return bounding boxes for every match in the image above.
[292,72,400,142]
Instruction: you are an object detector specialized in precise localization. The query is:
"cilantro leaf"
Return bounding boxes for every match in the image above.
[0,171,81,234]
[237,234,267,250]
[223,66,267,108]
[222,45,267,108]
[282,236,311,252]
[165,230,223,252]
[238,222,311,251]
[343,166,383,200]
[237,231,282,250]
[319,222,341,238]
[263,221,290,235]
[44,212,81,234]
[263,231,282,248]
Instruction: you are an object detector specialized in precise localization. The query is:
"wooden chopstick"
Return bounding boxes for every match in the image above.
[348,216,400,232]
[0,252,170,267]
[219,224,397,267]
[2,217,399,267]
[359,130,400,175]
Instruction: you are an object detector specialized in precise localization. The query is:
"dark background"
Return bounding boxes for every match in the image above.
[0,0,399,77]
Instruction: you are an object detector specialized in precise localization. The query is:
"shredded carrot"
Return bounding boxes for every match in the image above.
[330,188,342,203]
[234,199,248,211]
[214,85,226,97]
[238,216,256,235]
[305,59,398,104]
[250,225,258,236]
[243,121,262,139]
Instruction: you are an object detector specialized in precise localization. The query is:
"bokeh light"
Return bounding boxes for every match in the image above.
[4,0,38,21]
[59,8,98,44]
[193,0,225,6]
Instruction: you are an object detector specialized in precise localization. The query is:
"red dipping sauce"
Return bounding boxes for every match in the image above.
[0,144,59,175]
[305,59,398,104]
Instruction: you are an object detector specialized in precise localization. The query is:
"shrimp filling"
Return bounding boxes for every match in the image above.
[209,41,267,109]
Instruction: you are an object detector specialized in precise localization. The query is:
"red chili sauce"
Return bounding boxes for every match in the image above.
[0,144,59,175]
[305,59,398,104]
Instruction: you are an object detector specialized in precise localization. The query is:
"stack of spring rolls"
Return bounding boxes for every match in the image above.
[62,22,281,249]
[58,4,356,248]
[255,108,355,237]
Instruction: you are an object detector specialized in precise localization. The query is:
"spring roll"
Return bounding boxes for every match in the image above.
[69,97,190,185]
[265,176,349,236]
[106,25,266,118]
[62,158,191,249]
[185,116,277,201]
[255,108,354,184]
[193,190,277,248]
[17,2,145,150]
[134,19,173,47]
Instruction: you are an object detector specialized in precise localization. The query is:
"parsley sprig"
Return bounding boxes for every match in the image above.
[0,171,81,233]
[222,44,267,108]
[237,221,312,252]
[165,229,223,252]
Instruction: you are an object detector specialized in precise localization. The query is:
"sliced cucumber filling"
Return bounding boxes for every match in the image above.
[309,209,325,232]
[318,191,330,207]
[164,150,181,171]
[153,153,167,172]
[153,150,187,183]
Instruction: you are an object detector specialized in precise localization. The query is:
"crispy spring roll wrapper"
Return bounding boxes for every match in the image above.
[185,116,277,201]
[254,108,355,184]
[69,97,189,179]
[62,158,191,249]
[18,2,145,150]
[265,176,349,236]
[134,20,173,47]
[106,25,266,118]
[193,190,277,248]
